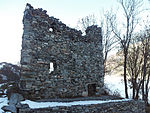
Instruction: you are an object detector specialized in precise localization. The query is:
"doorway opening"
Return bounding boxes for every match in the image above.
[88,83,96,96]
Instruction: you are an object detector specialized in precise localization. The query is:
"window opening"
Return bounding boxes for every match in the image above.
[49,62,54,73]
[49,28,53,32]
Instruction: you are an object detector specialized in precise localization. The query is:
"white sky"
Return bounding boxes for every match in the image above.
[0,0,149,64]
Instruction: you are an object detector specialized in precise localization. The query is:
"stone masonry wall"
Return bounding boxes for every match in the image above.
[20,3,104,100]
[19,100,145,113]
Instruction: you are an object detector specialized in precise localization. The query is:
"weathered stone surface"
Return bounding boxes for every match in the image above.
[2,105,16,113]
[16,103,29,109]
[19,100,145,113]
[9,93,24,105]
[1,93,24,113]
[20,3,104,100]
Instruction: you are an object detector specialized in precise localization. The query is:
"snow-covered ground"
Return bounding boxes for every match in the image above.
[0,95,131,112]
[0,63,5,69]
[0,97,8,113]
[105,74,150,101]
[104,74,132,98]
[21,99,131,109]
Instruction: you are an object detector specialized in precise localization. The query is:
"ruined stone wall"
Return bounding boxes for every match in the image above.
[19,100,145,113]
[20,3,104,100]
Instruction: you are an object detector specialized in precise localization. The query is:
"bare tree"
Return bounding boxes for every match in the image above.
[109,0,143,98]
[101,11,118,72]
[125,22,150,105]
[127,36,143,99]
[140,28,150,104]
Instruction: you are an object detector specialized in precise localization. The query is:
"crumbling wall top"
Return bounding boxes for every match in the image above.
[23,3,102,43]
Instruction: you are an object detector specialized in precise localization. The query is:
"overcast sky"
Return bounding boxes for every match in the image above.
[0,0,149,64]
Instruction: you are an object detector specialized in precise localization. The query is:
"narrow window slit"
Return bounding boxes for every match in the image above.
[49,62,54,73]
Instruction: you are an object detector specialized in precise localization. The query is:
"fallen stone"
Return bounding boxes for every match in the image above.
[2,105,16,113]
[9,93,24,105]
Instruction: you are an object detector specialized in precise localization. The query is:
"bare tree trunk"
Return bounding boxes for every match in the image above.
[145,70,150,105]
[132,79,135,99]
[135,80,142,99]
[124,51,129,98]
[104,51,108,73]
[142,55,147,101]
[142,75,145,101]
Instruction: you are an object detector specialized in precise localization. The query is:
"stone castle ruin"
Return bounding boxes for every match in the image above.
[2,3,145,113]
[19,3,104,100]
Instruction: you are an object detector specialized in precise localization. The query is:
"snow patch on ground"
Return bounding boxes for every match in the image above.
[11,67,19,76]
[21,99,131,109]
[0,74,7,81]
[104,75,132,98]
[0,83,6,87]
[0,97,8,112]
[0,63,5,69]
